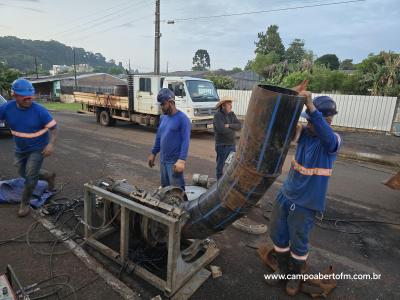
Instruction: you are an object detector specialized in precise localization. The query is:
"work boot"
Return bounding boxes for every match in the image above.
[39,169,56,191]
[286,256,306,296]
[265,250,290,286]
[18,186,34,217]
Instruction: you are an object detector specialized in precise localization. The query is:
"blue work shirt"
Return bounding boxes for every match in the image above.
[0,100,57,153]
[151,111,191,163]
[281,110,342,212]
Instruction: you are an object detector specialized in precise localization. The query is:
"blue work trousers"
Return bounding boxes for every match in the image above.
[14,150,44,189]
[269,192,316,256]
[215,144,236,179]
[160,162,185,190]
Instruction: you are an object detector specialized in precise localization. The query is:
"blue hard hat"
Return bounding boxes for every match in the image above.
[157,88,175,104]
[12,78,35,97]
[301,96,337,119]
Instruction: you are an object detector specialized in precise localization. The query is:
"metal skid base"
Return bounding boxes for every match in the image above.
[83,183,219,299]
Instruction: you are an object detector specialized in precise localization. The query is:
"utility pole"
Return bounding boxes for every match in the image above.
[154,0,160,75]
[73,47,77,89]
[166,61,168,74]
[34,57,39,79]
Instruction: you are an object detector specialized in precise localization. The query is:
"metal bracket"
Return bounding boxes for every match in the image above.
[83,183,219,299]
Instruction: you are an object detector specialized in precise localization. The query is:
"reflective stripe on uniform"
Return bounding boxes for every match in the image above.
[291,251,308,260]
[45,119,57,129]
[274,244,290,253]
[292,160,332,176]
[11,120,57,139]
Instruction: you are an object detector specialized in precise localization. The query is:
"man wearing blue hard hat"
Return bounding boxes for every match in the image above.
[148,88,191,190]
[0,78,57,217]
[266,81,341,296]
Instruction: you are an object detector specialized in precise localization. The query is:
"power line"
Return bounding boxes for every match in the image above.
[66,14,153,43]
[47,0,134,38]
[50,0,131,27]
[162,0,366,22]
[53,1,146,38]
[50,0,149,39]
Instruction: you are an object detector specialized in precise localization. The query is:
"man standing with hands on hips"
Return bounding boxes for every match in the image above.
[148,88,191,190]
[0,78,57,217]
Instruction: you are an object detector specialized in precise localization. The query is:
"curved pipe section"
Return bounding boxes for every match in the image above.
[182,85,304,239]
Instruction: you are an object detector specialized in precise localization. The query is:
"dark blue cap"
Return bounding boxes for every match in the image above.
[157,88,175,103]
[301,96,338,119]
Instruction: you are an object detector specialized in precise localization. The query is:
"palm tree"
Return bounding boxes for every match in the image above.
[371,52,400,96]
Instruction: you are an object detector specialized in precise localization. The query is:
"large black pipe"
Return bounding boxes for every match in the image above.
[182,85,305,239]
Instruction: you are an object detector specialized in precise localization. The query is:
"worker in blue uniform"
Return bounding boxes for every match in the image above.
[266,86,341,296]
[148,88,191,190]
[0,78,57,217]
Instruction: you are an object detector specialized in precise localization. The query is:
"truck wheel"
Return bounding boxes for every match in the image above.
[100,110,112,126]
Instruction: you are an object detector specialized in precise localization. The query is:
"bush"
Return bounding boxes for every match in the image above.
[205,73,235,89]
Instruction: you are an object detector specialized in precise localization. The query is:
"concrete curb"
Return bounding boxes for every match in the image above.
[33,213,140,300]
[337,151,400,168]
[289,144,399,168]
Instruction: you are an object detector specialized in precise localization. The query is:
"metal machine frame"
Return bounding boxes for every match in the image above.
[1,265,28,300]
[83,183,219,299]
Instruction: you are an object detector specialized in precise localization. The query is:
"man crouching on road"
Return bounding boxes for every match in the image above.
[148,88,191,190]
[266,83,341,296]
[0,78,57,217]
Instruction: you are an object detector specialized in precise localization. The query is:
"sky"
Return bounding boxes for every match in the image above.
[0,0,399,73]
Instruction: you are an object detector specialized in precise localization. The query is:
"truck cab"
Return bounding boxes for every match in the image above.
[134,75,219,131]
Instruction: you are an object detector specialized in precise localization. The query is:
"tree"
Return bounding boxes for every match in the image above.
[0,62,20,97]
[244,59,254,71]
[285,39,306,64]
[315,54,340,70]
[303,50,315,62]
[355,51,400,96]
[254,25,285,60]
[231,67,242,73]
[0,36,121,73]
[339,59,355,70]
[205,73,234,89]
[107,65,125,75]
[371,52,400,96]
[341,72,364,94]
[251,52,281,77]
[192,49,210,71]
[281,66,357,94]
[281,71,309,89]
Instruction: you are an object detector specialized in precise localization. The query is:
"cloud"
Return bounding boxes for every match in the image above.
[1,0,398,71]
[0,1,43,12]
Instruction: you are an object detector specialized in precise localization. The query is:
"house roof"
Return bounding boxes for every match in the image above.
[27,73,123,84]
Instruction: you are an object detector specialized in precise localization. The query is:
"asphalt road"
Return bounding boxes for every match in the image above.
[0,111,399,300]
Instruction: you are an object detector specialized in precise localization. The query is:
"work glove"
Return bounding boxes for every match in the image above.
[173,159,186,173]
[148,154,156,168]
[292,79,308,93]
